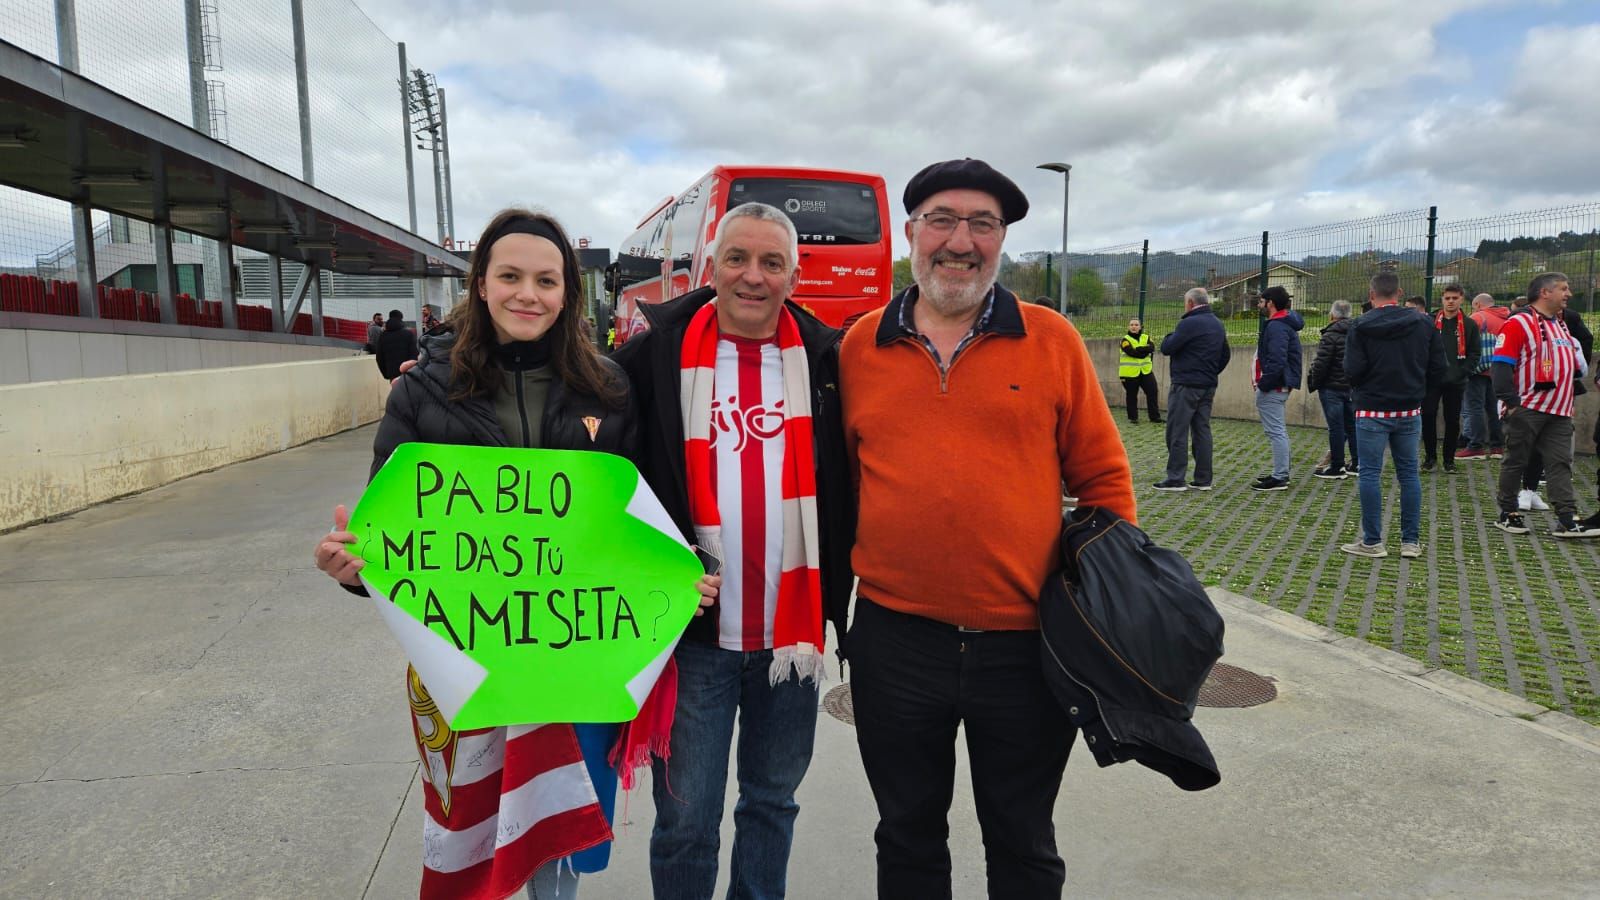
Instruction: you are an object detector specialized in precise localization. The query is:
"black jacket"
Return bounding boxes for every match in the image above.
[1039,506,1224,792]
[375,320,419,380]
[1307,316,1353,394]
[610,287,856,658]
[1433,312,1480,387]
[1159,305,1231,388]
[1345,305,1447,413]
[371,343,636,481]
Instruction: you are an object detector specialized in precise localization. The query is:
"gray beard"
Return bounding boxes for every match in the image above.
[913,256,992,317]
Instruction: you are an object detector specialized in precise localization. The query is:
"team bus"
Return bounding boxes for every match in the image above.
[608,165,893,342]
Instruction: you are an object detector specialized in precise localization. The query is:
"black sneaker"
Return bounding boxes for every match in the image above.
[1152,479,1188,492]
[1495,511,1529,534]
[1188,481,1214,491]
[1421,457,1437,472]
[1580,510,1600,530]
[1150,417,1163,423]
[1251,476,1290,492]
[1553,516,1600,539]
[1313,465,1348,480]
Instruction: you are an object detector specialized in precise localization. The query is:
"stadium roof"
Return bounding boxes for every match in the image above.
[0,41,465,278]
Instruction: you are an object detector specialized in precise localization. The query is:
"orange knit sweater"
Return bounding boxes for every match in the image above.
[841,299,1136,631]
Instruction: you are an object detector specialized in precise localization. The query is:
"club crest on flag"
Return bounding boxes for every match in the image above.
[582,416,602,442]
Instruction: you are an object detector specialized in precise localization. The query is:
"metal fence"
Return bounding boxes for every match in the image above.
[0,0,445,317]
[1044,204,1600,342]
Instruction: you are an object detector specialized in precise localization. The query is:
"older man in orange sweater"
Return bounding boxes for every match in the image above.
[841,158,1135,900]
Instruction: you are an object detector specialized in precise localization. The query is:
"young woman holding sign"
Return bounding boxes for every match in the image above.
[313,208,717,899]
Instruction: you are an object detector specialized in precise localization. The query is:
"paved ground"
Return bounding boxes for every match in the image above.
[4,424,1600,898]
[1124,417,1600,724]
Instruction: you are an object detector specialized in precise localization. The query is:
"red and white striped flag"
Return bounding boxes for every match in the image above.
[409,668,611,900]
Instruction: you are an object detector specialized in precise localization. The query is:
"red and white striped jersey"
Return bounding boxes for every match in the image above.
[710,334,786,651]
[1492,311,1578,417]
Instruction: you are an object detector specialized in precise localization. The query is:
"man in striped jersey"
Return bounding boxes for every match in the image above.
[612,202,855,899]
[1341,272,1446,559]
[1490,272,1599,537]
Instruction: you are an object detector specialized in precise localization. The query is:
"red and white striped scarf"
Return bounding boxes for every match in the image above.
[680,301,826,684]
[409,667,611,900]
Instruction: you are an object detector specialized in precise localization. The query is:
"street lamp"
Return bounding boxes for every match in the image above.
[1037,162,1071,314]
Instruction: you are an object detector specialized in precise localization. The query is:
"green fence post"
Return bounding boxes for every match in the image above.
[1258,230,1269,339]
[1137,240,1149,323]
[1424,205,1438,308]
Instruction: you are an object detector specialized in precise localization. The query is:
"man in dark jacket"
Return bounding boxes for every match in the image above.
[1251,286,1304,491]
[609,202,854,899]
[1422,285,1480,473]
[1154,287,1230,491]
[374,309,418,380]
[1307,299,1358,479]
[1341,272,1447,558]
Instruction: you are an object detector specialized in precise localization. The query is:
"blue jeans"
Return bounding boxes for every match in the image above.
[1255,388,1291,479]
[1355,415,1422,544]
[1461,375,1502,449]
[1318,389,1357,471]
[650,641,819,900]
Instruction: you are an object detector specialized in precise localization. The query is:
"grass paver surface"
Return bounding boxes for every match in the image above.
[1118,416,1600,723]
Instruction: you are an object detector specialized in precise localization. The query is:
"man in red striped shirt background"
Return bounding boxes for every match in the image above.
[1490,272,1600,537]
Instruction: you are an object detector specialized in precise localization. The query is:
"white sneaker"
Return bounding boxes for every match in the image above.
[1518,489,1535,511]
[1529,491,1550,511]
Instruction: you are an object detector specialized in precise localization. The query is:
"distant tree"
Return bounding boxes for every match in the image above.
[1117,265,1144,306]
[892,257,914,293]
[1067,267,1104,309]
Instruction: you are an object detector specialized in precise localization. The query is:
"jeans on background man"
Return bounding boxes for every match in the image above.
[1318,388,1358,474]
[1164,384,1217,487]
[649,641,820,899]
[1461,374,1503,454]
[1255,388,1291,483]
[1355,416,1422,546]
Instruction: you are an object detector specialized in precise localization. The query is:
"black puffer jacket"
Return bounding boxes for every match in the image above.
[371,343,636,481]
[1307,316,1353,394]
[610,287,855,659]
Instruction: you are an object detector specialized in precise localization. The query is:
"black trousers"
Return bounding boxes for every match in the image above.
[1422,382,1464,463]
[849,596,1073,900]
[1121,372,1160,422]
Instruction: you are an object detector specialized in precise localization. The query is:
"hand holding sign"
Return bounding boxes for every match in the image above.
[348,443,702,730]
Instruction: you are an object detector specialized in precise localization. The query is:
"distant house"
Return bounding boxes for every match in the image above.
[1207,262,1315,314]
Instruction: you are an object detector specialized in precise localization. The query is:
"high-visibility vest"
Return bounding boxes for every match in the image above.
[1119,332,1153,378]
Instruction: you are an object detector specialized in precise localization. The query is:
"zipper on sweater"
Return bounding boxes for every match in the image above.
[936,333,990,394]
[515,372,531,447]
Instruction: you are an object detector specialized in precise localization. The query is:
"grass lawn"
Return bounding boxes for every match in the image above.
[1119,416,1600,724]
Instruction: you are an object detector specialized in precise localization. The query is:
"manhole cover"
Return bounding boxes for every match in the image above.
[822,683,854,725]
[1197,663,1277,708]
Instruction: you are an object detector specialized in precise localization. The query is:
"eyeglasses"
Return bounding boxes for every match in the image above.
[912,212,1005,237]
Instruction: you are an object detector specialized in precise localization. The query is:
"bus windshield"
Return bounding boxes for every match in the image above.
[727,178,882,245]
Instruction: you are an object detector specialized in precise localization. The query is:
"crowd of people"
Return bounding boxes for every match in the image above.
[1148,272,1600,555]
[314,158,1135,900]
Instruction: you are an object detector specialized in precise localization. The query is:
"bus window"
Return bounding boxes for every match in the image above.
[727,179,882,245]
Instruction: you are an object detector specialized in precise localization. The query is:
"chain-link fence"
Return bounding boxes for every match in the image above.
[0,0,443,314]
[1052,204,1600,343]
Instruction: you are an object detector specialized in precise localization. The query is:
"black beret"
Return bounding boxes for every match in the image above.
[903,158,1029,224]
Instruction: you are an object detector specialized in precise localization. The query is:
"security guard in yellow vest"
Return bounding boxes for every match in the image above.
[1119,318,1161,423]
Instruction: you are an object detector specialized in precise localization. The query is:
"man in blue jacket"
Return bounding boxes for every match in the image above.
[1154,288,1231,491]
[1251,286,1303,491]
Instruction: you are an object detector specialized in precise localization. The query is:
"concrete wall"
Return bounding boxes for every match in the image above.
[1085,337,1600,454]
[0,356,388,531]
[0,312,361,385]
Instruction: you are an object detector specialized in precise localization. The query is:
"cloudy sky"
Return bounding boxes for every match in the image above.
[1,0,1596,266]
[358,0,1600,259]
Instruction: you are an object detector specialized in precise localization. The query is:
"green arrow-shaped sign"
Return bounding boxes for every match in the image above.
[348,443,700,730]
